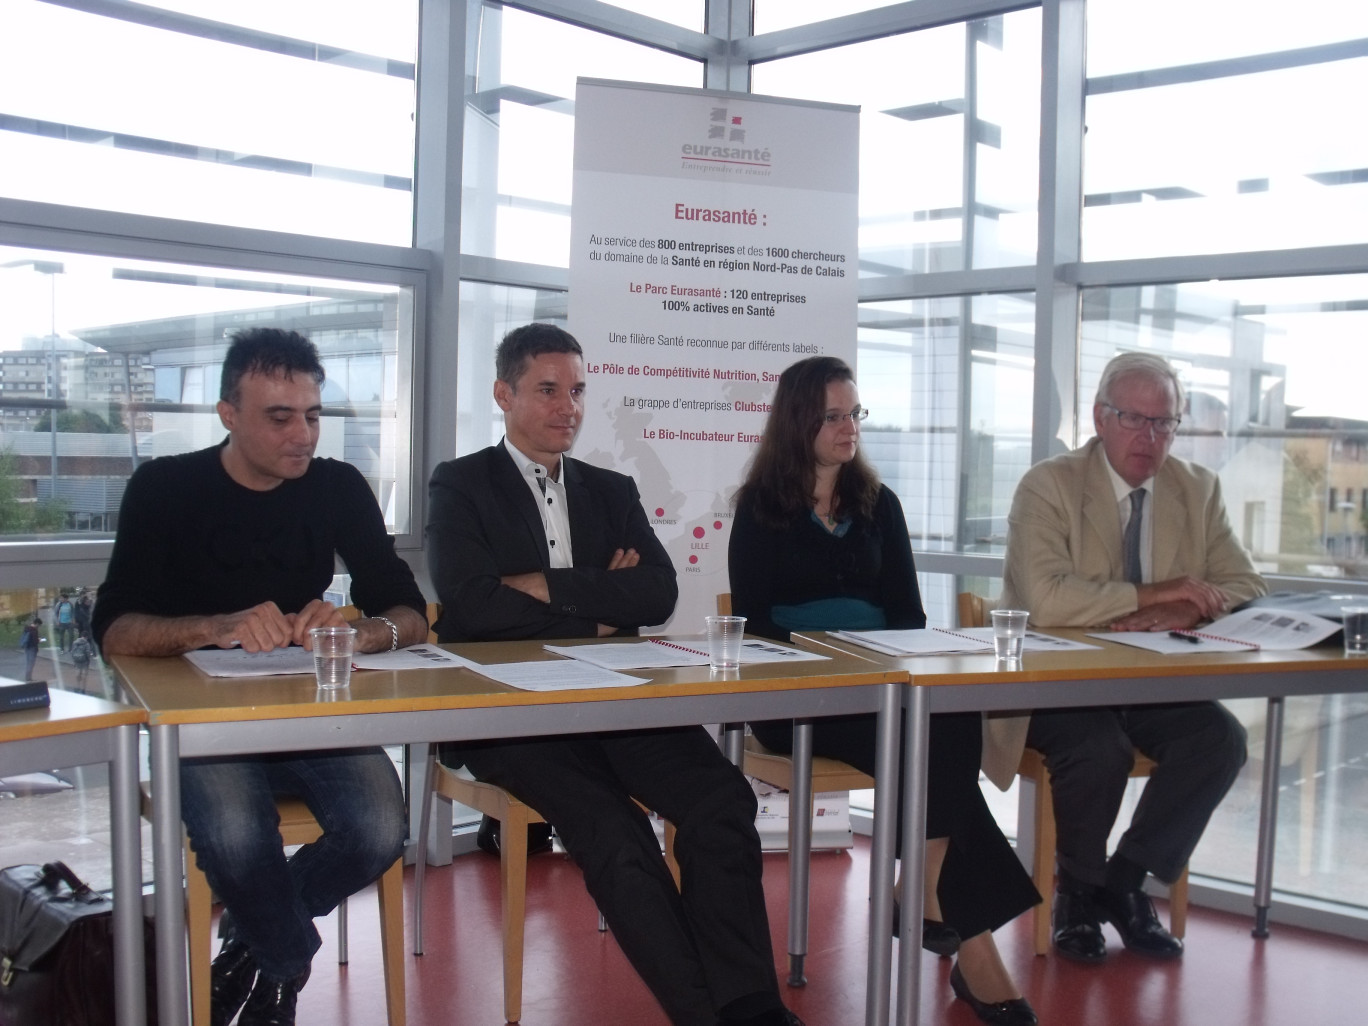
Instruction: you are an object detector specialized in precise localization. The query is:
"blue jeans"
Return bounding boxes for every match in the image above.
[179,747,405,981]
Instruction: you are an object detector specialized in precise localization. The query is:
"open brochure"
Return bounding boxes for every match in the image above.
[184,643,473,679]
[543,638,830,670]
[832,627,1099,657]
[1095,606,1343,655]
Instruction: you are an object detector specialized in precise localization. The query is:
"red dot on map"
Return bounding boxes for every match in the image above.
[693,527,705,538]
[655,508,664,517]
[713,521,722,530]
[689,555,698,564]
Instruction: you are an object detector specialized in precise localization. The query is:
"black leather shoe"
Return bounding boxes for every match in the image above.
[949,963,1038,1026]
[922,918,961,956]
[889,900,961,955]
[475,814,554,856]
[1052,887,1107,963]
[209,936,257,1026]
[237,966,310,1026]
[1097,886,1184,958]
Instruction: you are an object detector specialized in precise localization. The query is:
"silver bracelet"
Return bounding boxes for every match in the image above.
[375,616,399,652]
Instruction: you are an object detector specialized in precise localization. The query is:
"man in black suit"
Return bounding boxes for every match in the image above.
[427,323,798,1026]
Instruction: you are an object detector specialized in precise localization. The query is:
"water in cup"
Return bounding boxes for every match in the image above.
[991,609,1028,661]
[310,625,356,690]
[314,650,352,688]
[1343,607,1368,657]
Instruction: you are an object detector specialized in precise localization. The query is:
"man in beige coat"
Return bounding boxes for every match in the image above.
[995,352,1266,964]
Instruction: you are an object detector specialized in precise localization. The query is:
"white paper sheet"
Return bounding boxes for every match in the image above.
[832,627,1099,657]
[1096,606,1342,654]
[543,639,830,670]
[462,659,648,691]
[184,643,477,679]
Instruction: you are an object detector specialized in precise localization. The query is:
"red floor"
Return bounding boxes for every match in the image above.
[292,837,1367,1025]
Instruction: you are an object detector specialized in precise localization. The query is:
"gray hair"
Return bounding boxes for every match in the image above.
[1096,352,1186,411]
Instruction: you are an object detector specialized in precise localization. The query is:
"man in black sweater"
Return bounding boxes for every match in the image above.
[95,328,427,1026]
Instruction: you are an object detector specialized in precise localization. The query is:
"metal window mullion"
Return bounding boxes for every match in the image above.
[1033,0,1086,463]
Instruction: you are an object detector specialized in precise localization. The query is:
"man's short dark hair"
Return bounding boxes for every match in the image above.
[495,323,582,386]
[220,328,326,406]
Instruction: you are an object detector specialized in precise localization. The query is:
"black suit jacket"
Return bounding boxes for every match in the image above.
[426,444,678,641]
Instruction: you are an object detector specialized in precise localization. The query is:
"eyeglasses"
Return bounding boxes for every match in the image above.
[823,406,870,425]
[1102,403,1181,436]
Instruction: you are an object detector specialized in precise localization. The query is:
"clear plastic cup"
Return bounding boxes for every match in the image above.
[310,625,357,689]
[990,609,1028,661]
[704,615,746,671]
[1342,606,1368,657]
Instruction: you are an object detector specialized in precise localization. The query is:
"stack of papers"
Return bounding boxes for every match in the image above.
[832,627,1098,657]
[1097,607,1343,655]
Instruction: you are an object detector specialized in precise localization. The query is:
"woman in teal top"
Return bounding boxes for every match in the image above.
[730,356,1039,1026]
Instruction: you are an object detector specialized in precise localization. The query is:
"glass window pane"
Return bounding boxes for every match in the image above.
[1083,59,1368,259]
[1089,0,1368,76]
[858,292,1035,584]
[455,280,568,455]
[1080,275,1368,580]
[460,5,702,268]
[753,1,898,34]
[753,11,1041,275]
[598,1,703,32]
[0,0,417,245]
[0,247,415,538]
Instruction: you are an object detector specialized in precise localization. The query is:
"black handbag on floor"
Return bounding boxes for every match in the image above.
[0,861,155,1026]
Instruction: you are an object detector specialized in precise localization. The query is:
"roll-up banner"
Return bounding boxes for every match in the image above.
[570,79,860,632]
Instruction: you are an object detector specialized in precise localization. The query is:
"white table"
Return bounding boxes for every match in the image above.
[0,688,146,1026]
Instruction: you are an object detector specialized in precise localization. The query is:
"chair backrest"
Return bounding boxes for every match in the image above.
[957,592,988,628]
[716,593,732,615]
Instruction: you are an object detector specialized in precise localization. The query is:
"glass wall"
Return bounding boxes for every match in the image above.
[0,246,418,539]
[459,3,702,267]
[752,10,1042,275]
[0,0,419,245]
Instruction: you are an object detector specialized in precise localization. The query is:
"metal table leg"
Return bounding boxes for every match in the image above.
[151,724,189,1026]
[894,686,929,1026]
[1253,695,1286,937]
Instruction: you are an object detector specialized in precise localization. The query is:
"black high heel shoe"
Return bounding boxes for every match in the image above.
[890,901,962,955]
[949,963,1038,1026]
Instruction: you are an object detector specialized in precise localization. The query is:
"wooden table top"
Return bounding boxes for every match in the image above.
[0,687,145,743]
[110,635,906,726]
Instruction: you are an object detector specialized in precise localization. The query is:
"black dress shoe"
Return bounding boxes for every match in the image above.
[949,963,1038,1026]
[237,966,310,1026]
[889,900,962,955]
[922,918,961,956]
[209,936,257,1026]
[1096,886,1184,958]
[1051,887,1107,963]
[475,814,554,856]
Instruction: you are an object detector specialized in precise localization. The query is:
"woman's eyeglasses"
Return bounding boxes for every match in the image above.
[822,406,870,425]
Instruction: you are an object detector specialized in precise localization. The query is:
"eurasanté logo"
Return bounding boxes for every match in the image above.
[680,106,772,167]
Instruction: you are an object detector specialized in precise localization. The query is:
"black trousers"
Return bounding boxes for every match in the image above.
[751,711,1039,940]
[1025,700,1247,888]
[445,726,779,1026]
